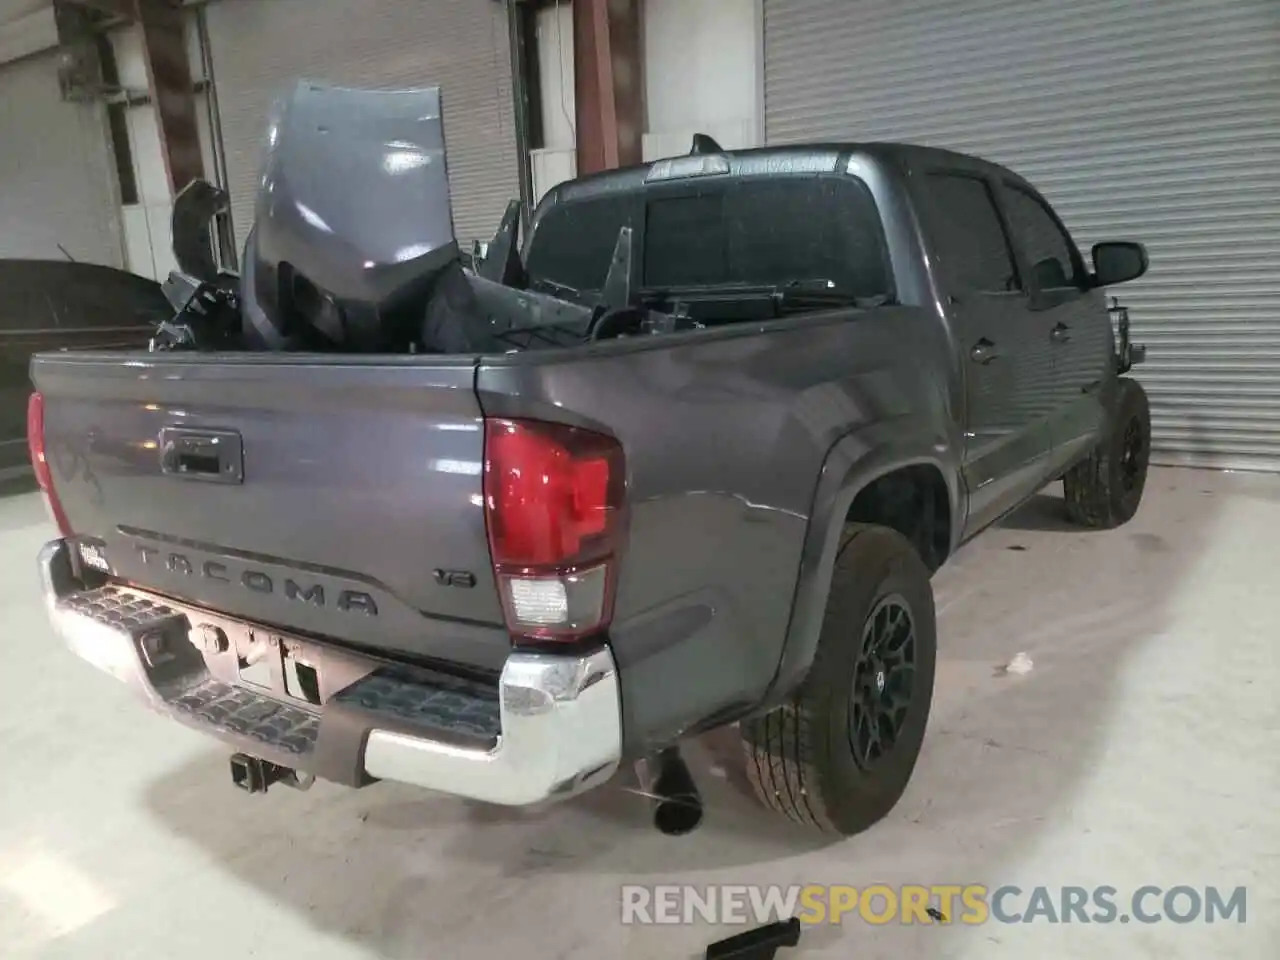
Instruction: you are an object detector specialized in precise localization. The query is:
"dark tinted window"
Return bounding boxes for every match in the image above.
[643,192,727,287]
[525,176,890,299]
[926,174,1017,294]
[644,177,889,297]
[524,195,632,292]
[1003,185,1080,290]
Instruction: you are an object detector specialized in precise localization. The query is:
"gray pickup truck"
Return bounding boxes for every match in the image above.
[29,83,1151,838]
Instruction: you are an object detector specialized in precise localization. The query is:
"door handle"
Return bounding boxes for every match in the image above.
[1051,323,1072,344]
[970,339,999,365]
[159,427,244,484]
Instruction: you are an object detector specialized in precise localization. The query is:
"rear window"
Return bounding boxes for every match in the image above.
[526,176,890,299]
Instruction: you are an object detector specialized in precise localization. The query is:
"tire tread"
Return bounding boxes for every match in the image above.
[1063,377,1151,530]
[741,523,932,835]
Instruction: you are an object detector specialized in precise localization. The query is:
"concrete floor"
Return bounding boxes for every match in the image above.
[1,467,1276,959]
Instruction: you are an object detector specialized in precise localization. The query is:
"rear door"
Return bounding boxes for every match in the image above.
[33,352,512,672]
[998,181,1113,471]
[916,171,1056,536]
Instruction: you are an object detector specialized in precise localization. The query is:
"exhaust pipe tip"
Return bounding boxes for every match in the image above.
[654,793,704,836]
[644,747,703,836]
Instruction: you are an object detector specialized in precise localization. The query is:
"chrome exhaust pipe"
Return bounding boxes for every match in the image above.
[643,747,703,836]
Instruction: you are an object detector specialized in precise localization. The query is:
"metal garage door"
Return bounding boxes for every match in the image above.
[764,0,1280,472]
[204,0,518,253]
[0,50,122,265]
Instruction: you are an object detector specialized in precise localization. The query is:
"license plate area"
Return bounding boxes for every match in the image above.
[237,633,323,705]
[183,610,377,707]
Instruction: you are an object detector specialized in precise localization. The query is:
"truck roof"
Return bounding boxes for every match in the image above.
[540,141,1021,209]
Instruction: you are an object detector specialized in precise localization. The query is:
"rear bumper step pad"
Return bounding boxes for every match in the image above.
[39,538,622,805]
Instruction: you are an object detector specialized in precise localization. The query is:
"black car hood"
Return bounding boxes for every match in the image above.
[0,260,170,333]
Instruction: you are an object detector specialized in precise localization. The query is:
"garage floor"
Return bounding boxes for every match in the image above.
[1,466,1276,959]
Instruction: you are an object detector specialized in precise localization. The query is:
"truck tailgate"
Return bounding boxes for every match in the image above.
[31,352,510,673]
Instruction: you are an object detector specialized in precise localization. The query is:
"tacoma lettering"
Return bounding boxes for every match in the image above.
[132,545,377,616]
[284,580,325,606]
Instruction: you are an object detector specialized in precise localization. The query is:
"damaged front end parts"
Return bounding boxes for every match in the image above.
[149,80,692,357]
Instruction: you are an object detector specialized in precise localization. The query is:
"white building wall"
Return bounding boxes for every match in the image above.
[0,0,55,65]
[530,2,576,203]
[641,0,760,160]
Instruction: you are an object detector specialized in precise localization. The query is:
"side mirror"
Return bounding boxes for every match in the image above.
[1092,241,1149,287]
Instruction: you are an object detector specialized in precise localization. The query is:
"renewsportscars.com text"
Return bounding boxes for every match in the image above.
[620,884,1248,926]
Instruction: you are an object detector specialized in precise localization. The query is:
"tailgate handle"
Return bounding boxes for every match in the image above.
[159,428,243,484]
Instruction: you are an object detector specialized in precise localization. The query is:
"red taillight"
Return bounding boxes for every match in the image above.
[484,418,625,641]
[27,391,72,537]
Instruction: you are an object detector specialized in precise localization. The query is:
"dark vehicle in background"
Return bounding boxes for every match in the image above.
[27,82,1153,838]
[1,261,163,477]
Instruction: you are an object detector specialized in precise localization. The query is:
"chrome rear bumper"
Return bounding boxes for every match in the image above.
[39,538,622,805]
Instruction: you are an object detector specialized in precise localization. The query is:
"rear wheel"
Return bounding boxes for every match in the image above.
[1063,377,1151,529]
[740,524,936,835]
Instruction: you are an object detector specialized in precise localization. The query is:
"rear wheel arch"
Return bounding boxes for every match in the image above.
[759,429,959,710]
[844,462,953,573]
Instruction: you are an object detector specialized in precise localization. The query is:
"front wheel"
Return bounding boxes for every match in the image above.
[740,524,937,835]
[1063,377,1151,529]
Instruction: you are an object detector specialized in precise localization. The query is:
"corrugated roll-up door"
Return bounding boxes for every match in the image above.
[204,0,517,253]
[764,0,1280,472]
[0,50,122,265]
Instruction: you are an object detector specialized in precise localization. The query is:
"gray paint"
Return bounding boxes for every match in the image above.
[253,82,456,300]
[31,143,1128,756]
[240,82,460,350]
[33,352,512,673]
[762,0,1280,472]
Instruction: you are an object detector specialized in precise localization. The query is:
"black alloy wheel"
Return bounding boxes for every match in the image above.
[850,594,917,770]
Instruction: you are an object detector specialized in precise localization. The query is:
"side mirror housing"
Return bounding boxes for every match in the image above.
[1092,241,1149,287]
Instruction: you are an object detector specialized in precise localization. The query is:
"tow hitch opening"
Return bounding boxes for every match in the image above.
[229,753,314,794]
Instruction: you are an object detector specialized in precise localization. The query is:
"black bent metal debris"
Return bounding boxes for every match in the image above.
[704,917,802,960]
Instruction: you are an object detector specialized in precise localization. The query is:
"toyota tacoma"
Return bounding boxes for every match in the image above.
[28,82,1152,836]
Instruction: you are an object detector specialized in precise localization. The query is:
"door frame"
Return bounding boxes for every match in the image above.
[905,160,1058,537]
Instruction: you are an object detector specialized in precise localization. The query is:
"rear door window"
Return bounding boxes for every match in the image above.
[1002,185,1083,291]
[924,173,1019,294]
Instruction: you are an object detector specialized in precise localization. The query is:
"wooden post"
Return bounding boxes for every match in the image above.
[133,0,204,197]
[573,0,643,176]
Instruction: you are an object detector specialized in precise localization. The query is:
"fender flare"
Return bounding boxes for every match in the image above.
[755,418,962,711]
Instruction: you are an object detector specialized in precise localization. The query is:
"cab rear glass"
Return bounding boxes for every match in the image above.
[526,175,891,300]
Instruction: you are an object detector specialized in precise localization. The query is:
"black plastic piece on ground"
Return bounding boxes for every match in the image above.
[705,918,801,960]
[229,753,293,794]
